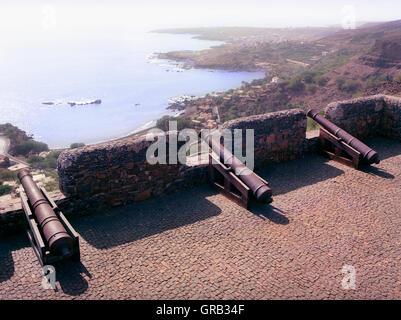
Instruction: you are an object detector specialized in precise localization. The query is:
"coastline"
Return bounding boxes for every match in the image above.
[151,28,266,73]
[59,31,267,148]
[86,109,187,146]
[2,30,266,151]
[155,49,266,73]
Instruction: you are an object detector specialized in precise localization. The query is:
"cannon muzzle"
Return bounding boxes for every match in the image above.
[307,109,380,165]
[206,136,272,203]
[18,169,74,257]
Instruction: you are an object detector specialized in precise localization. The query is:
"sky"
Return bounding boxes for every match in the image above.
[0,1,400,44]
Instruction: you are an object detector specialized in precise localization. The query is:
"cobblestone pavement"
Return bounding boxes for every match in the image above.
[1,137,401,300]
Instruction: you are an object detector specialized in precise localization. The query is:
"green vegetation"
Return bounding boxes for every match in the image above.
[299,71,318,84]
[0,169,19,181]
[306,84,317,93]
[282,70,329,94]
[316,75,329,86]
[1,123,51,161]
[307,110,325,131]
[311,48,357,74]
[223,105,239,121]
[27,151,61,170]
[156,116,194,131]
[0,123,31,144]
[70,143,85,149]
[336,78,360,93]
[0,181,13,196]
[335,78,345,89]
[285,78,305,92]
[286,104,302,110]
[0,169,18,196]
[298,70,329,86]
[44,179,59,192]
[352,91,365,98]
[307,118,320,131]
[14,140,49,157]
[363,75,388,90]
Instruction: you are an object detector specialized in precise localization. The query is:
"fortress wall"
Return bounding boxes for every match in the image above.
[325,94,401,141]
[1,95,400,236]
[325,95,385,139]
[221,108,307,168]
[57,134,208,209]
[57,108,307,209]
[382,95,401,141]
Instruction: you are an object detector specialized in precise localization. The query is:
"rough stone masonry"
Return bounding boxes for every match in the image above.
[57,108,309,208]
[1,95,401,236]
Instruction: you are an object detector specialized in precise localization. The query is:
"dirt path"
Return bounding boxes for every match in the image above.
[286,58,310,67]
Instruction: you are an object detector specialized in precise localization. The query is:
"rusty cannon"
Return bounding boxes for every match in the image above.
[205,135,273,207]
[18,168,80,266]
[307,109,380,168]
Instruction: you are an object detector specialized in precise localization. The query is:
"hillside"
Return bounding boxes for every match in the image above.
[153,26,341,43]
[359,31,401,68]
[156,20,401,125]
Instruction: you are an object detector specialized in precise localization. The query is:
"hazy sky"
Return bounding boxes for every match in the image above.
[0,1,400,40]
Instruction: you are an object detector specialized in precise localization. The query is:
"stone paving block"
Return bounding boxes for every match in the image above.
[0,137,400,299]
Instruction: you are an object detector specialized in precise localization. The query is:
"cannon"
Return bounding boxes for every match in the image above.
[205,135,272,207]
[18,168,80,266]
[307,109,380,168]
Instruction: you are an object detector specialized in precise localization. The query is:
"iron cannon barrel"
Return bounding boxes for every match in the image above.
[18,168,73,257]
[307,109,380,164]
[206,136,272,202]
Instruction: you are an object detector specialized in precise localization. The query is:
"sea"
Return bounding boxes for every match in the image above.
[0,30,264,148]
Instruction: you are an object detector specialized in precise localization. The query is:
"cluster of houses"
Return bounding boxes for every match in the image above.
[189,101,220,129]
[183,79,281,130]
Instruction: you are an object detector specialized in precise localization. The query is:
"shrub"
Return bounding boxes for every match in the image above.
[342,79,360,93]
[336,78,360,93]
[43,151,61,169]
[306,84,317,93]
[0,169,19,181]
[70,143,85,149]
[363,75,388,89]
[27,151,61,169]
[285,78,305,92]
[353,91,364,98]
[225,106,239,120]
[44,179,59,192]
[27,155,45,164]
[300,71,318,84]
[0,182,13,196]
[14,140,48,156]
[316,76,329,86]
[156,116,194,132]
[335,78,345,90]
[0,123,31,146]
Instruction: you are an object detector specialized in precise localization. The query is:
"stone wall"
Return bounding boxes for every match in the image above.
[382,95,401,141]
[1,95,401,237]
[325,95,401,141]
[58,134,208,209]
[221,108,307,168]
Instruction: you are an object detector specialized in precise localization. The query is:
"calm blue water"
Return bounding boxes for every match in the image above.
[0,31,263,148]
